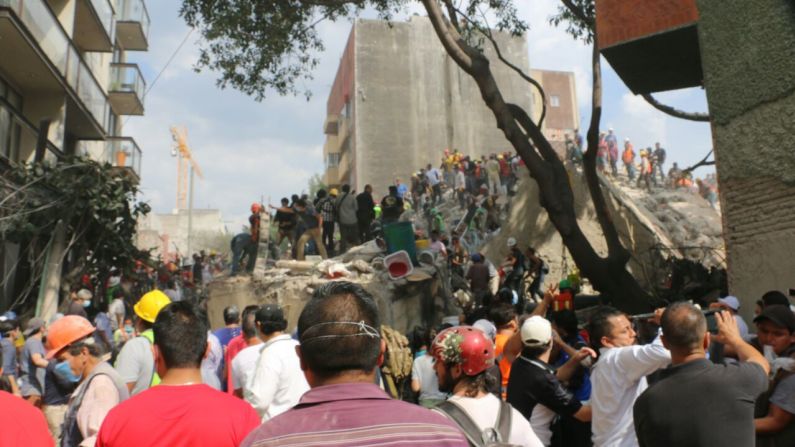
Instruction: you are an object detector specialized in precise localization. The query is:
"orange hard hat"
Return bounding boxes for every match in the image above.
[251,203,262,213]
[45,315,95,359]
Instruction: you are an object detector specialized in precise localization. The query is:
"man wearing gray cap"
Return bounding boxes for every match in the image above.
[20,318,48,406]
[66,289,92,318]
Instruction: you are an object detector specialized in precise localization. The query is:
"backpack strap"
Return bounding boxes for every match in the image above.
[496,401,513,444]
[436,401,484,447]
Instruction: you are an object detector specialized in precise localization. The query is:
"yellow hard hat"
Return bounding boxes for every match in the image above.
[134,290,172,323]
[329,188,339,196]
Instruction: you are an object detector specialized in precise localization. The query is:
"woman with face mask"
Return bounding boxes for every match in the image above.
[45,315,129,447]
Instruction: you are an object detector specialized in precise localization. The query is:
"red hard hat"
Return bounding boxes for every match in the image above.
[45,315,96,359]
[251,203,262,213]
[431,326,495,376]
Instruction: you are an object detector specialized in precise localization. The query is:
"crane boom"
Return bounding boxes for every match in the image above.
[169,126,203,210]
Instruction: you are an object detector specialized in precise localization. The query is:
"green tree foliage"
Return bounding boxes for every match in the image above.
[307,172,327,198]
[0,157,151,289]
[179,0,526,100]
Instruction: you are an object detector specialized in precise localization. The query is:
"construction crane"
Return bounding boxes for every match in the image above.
[169,126,203,210]
[169,126,203,263]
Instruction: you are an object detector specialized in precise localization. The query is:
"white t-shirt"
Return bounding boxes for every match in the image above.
[244,334,309,422]
[108,298,126,331]
[232,343,263,392]
[590,337,670,447]
[411,354,447,401]
[440,394,544,447]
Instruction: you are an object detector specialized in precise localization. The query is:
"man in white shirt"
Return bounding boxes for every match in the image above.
[588,306,670,447]
[432,325,544,447]
[244,304,309,421]
[231,309,263,398]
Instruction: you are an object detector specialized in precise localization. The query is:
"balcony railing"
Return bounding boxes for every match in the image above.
[71,0,115,52]
[0,0,109,134]
[89,0,114,39]
[107,136,141,179]
[109,63,145,115]
[115,0,149,50]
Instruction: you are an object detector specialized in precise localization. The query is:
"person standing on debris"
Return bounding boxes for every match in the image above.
[381,185,405,225]
[294,199,328,261]
[525,247,547,302]
[597,132,608,173]
[316,189,337,257]
[449,236,468,278]
[653,143,666,183]
[637,150,653,192]
[486,154,502,196]
[503,238,527,307]
[248,203,263,270]
[606,129,619,176]
[46,315,129,446]
[432,326,544,447]
[426,163,443,205]
[622,139,636,180]
[270,198,296,257]
[356,184,376,243]
[466,254,491,306]
[115,290,171,396]
[245,304,309,422]
[335,184,359,253]
[241,281,467,447]
[96,302,260,447]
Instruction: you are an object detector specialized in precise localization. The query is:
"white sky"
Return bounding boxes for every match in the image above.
[126,1,713,232]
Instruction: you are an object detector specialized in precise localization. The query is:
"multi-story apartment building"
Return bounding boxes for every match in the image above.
[0,0,149,309]
[0,0,148,179]
[321,17,579,195]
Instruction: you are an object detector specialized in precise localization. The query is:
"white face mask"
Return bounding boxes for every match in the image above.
[82,300,91,308]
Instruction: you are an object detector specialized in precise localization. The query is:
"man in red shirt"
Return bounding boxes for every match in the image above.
[0,348,53,446]
[97,302,260,446]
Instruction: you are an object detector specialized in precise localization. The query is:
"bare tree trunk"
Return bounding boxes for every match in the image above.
[421,0,653,313]
[37,221,66,320]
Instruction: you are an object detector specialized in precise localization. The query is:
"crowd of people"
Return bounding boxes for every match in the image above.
[564,129,720,208]
[2,280,793,446]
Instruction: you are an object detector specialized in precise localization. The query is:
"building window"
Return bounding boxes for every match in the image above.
[326,153,341,168]
[0,77,22,161]
[550,95,560,107]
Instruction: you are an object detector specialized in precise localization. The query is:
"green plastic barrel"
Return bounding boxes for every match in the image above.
[383,222,419,265]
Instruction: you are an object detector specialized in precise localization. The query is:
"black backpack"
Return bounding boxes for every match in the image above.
[436,400,515,447]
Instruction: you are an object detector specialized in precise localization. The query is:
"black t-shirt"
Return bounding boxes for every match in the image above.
[274,209,295,230]
[633,358,768,447]
[507,356,582,445]
[381,195,404,220]
[297,208,319,230]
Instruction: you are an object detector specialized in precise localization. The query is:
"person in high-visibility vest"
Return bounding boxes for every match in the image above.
[114,290,171,396]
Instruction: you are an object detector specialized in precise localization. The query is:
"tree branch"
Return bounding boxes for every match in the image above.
[560,0,594,27]
[442,0,461,32]
[681,150,715,174]
[642,93,710,122]
[453,5,547,128]
[422,0,473,71]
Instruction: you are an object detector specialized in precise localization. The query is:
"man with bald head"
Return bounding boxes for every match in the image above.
[633,302,770,447]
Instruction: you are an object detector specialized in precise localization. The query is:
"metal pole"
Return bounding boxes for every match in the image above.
[186,166,194,264]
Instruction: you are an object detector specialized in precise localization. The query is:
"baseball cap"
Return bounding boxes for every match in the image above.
[717,296,741,311]
[23,318,45,337]
[761,290,790,307]
[256,304,285,324]
[754,305,795,333]
[520,316,552,347]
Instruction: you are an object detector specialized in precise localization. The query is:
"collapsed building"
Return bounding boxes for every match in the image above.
[207,168,724,331]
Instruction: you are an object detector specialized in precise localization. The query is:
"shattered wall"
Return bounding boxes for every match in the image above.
[696,0,795,322]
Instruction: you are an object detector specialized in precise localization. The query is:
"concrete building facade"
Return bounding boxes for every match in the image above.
[136,209,228,262]
[0,0,150,309]
[322,17,578,196]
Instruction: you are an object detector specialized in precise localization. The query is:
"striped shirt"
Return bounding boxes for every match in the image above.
[241,382,467,447]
